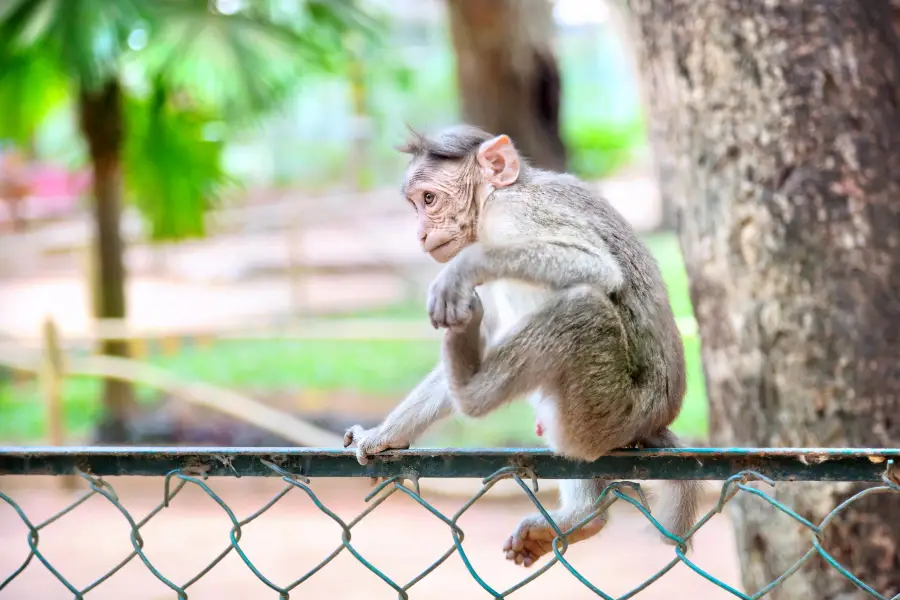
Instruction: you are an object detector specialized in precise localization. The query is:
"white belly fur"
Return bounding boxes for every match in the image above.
[478,280,549,342]
[476,279,562,451]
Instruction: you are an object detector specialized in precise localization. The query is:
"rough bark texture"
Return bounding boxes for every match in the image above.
[627,1,900,597]
[446,0,567,171]
[893,0,900,38]
[78,79,134,443]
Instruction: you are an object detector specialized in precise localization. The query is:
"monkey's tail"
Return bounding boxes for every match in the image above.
[640,428,701,551]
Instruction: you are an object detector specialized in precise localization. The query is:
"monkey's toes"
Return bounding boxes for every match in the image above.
[502,526,555,568]
[502,534,551,568]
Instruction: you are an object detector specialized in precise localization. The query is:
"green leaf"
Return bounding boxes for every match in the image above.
[0,0,381,243]
[123,84,233,241]
[0,0,149,91]
[0,45,69,144]
[564,115,646,179]
[129,0,375,121]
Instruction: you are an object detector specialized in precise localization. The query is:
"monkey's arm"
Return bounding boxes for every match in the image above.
[343,365,453,465]
[465,238,624,292]
[428,238,623,329]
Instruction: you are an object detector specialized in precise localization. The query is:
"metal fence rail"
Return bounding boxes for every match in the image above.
[1,447,898,599]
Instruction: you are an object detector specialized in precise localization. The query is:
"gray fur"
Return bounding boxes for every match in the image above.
[396,124,494,159]
[345,124,699,563]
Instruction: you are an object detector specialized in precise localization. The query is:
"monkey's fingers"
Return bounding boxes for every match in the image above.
[469,291,484,321]
[343,424,370,450]
[426,293,444,329]
[355,445,370,466]
[429,292,474,330]
[446,298,472,329]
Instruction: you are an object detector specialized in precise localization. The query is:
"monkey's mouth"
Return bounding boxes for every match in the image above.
[428,241,454,263]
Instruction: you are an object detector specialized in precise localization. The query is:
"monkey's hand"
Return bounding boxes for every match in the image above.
[343,425,411,466]
[427,263,480,330]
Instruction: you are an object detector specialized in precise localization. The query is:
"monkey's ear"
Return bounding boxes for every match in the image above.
[476,135,520,187]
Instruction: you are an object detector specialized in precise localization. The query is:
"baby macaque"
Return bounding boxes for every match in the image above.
[343,124,699,566]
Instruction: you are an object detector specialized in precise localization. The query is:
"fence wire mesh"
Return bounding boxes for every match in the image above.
[0,447,898,599]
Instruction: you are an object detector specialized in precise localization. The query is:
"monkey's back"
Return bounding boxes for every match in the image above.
[483,173,687,432]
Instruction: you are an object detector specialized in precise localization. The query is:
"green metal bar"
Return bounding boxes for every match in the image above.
[0,446,896,480]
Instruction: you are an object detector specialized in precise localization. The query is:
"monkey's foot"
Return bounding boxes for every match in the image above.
[503,512,607,568]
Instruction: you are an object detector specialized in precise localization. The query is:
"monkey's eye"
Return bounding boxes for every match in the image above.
[423,192,436,205]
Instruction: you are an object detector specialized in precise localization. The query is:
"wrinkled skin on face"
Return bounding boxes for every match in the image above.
[403,155,482,263]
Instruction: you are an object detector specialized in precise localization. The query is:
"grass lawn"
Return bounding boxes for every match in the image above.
[0,232,708,445]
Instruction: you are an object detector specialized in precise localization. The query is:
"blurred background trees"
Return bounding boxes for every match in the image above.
[2,0,898,595]
[447,0,566,171]
[0,0,692,451]
[0,0,373,441]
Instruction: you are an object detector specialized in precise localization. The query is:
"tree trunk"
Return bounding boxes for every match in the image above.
[892,0,900,38]
[628,1,900,598]
[446,0,567,171]
[78,79,134,443]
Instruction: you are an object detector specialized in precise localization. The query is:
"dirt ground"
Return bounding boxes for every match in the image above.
[0,476,744,600]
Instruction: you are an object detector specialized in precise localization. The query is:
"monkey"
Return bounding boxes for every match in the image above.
[343,124,700,567]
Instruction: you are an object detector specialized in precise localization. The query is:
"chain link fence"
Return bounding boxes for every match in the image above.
[1,447,898,599]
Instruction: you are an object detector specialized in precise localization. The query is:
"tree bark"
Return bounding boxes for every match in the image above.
[446,0,567,171]
[628,1,900,598]
[78,79,134,443]
[892,0,900,38]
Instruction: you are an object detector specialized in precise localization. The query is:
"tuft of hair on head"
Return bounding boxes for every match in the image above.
[396,123,496,160]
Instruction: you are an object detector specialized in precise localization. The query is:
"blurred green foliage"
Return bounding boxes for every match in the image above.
[2,1,647,196]
[0,0,375,240]
[0,5,678,444]
[564,115,645,180]
[226,12,648,189]
[557,19,647,180]
[123,85,232,240]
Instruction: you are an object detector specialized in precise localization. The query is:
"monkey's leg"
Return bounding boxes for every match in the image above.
[504,478,611,567]
[441,289,572,420]
[441,291,544,418]
[444,285,631,424]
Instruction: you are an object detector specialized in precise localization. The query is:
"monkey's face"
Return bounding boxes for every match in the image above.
[403,157,479,263]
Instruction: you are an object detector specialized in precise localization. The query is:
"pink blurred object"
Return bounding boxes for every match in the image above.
[0,159,91,224]
[29,164,91,197]
[26,163,92,211]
